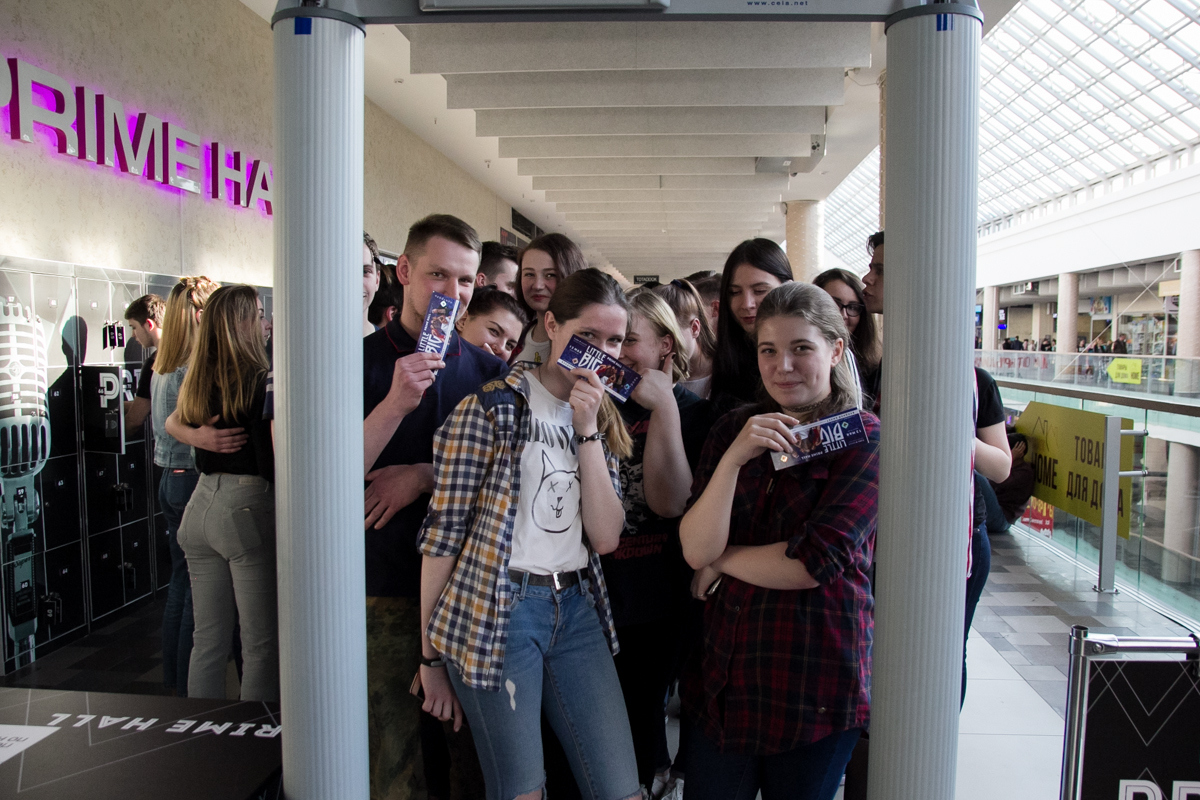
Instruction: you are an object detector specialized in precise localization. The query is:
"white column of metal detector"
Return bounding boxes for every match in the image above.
[869,7,981,800]
[273,12,369,800]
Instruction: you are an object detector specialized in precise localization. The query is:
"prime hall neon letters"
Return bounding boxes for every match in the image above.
[2,52,272,215]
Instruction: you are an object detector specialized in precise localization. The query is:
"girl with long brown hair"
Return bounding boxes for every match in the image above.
[165,284,277,702]
[151,276,219,696]
[417,269,640,800]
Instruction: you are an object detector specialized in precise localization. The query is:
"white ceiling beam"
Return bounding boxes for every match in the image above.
[478,107,827,138]
[571,219,764,231]
[554,201,779,213]
[548,189,777,202]
[532,174,790,191]
[520,157,758,176]
[565,211,770,222]
[401,22,870,74]
[499,134,813,159]
[446,69,844,110]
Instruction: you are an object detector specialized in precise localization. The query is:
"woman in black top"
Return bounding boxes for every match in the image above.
[166,285,277,701]
[709,239,793,413]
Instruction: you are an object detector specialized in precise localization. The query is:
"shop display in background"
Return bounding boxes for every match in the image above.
[0,255,273,674]
[1018,496,1055,537]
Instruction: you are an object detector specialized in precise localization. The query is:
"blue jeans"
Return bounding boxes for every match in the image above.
[682,725,862,800]
[447,574,640,800]
[159,468,199,695]
[963,521,992,706]
[978,477,1011,535]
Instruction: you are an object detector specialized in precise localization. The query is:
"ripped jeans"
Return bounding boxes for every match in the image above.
[446,573,639,800]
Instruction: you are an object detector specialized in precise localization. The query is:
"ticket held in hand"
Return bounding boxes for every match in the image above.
[556,334,641,403]
[771,408,868,470]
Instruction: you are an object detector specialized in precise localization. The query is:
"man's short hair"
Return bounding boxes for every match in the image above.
[368,279,403,327]
[867,230,885,254]
[364,231,381,265]
[684,270,718,282]
[478,241,519,281]
[467,286,530,327]
[124,294,165,326]
[690,274,720,305]
[403,214,482,261]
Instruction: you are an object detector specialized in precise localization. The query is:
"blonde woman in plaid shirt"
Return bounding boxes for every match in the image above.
[418,269,643,800]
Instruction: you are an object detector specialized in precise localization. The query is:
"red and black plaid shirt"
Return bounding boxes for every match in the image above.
[682,405,880,755]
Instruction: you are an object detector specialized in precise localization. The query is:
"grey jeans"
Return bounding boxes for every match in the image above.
[179,473,278,702]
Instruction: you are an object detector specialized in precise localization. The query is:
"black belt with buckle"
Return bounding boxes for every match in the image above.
[509,569,582,592]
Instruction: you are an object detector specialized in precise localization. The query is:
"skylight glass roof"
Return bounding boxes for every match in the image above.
[824,0,1200,265]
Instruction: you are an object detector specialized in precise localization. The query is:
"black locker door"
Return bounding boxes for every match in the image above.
[39,454,81,551]
[87,529,124,620]
[120,520,152,604]
[83,452,121,537]
[43,543,86,638]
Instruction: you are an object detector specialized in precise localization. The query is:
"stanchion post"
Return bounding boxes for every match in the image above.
[1060,625,1091,800]
[1096,416,1122,593]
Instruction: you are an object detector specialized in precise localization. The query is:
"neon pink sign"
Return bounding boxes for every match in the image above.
[2,55,273,216]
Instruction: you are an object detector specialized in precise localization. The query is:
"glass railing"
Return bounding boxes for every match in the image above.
[995,385,1200,629]
[975,349,1200,406]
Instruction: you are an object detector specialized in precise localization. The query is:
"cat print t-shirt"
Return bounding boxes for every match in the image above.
[509,371,589,575]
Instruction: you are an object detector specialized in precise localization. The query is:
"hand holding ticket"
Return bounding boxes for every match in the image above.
[771,409,868,470]
[416,292,460,360]
[556,335,641,403]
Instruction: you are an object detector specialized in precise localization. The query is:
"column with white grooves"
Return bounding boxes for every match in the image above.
[869,6,981,800]
[272,10,368,799]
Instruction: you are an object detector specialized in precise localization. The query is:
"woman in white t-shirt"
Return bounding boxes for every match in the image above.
[511,233,587,366]
[418,269,641,800]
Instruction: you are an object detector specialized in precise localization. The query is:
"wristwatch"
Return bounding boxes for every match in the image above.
[420,655,445,668]
[574,431,605,445]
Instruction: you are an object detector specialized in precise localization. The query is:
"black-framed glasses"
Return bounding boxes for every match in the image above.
[833,300,866,318]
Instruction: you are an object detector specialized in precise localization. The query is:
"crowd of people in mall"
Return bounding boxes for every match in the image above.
[124,214,1038,800]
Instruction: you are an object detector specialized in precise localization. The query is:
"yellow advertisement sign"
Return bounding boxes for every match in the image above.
[1106,358,1143,385]
[1015,402,1134,538]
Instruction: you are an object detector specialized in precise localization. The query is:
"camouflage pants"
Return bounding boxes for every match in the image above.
[366,596,486,800]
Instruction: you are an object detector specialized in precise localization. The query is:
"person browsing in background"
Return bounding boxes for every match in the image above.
[606,289,715,799]
[980,432,1035,534]
[361,214,506,800]
[151,277,221,697]
[652,279,717,401]
[512,233,588,366]
[124,294,165,431]
[476,241,520,297]
[456,286,530,363]
[418,269,642,800]
[365,231,384,337]
[165,285,277,702]
[813,268,881,402]
[685,271,721,333]
[679,283,879,800]
[709,239,794,413]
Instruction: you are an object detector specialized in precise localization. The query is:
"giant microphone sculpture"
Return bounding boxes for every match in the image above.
[0,301,50,666]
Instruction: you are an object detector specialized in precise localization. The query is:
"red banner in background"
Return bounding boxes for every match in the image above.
[1020,497,1056,537]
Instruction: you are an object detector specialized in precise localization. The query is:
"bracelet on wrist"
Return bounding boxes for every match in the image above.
[419,655,445,668]
[574,430,604,445]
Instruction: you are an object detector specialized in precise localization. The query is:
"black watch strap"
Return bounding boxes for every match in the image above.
[420,655,445,668]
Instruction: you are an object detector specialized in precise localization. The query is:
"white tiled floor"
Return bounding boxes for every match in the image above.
[956,631,1064,800]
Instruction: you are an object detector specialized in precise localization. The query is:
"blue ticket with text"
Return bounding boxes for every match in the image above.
[771,408,868,470]
[556,335,641,403]
[416,291,459,359]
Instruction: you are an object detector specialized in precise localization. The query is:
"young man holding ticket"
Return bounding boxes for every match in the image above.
[679,282,879,800]
[362,214,504,800]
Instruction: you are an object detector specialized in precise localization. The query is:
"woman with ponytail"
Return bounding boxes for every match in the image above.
[152,276,220,696]
[417,268,641,800]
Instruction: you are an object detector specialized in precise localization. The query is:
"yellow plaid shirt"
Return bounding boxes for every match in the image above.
[418,365,622,692]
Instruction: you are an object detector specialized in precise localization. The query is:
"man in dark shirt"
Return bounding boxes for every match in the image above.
[362,215,505,800]
[123,294,164,431]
